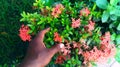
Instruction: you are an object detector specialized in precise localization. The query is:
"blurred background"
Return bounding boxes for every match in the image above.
[0,0,34,66]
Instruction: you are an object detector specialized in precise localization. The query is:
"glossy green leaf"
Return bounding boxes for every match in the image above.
[111,33,116,41]
[102,11,110,23]
[110,0,120,5]
[110,6,120,16]
[116,35,120,45]
[115,48,120,63]
[117,23,120,31]
[41,0,54,6]
[110,14,117,21]
[96,0,108,9]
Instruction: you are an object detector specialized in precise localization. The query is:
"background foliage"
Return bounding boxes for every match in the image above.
[0,0,34,66]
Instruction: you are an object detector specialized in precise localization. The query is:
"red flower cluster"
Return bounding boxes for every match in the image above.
[19,24,31,41]
[52,4,64,18]
[100,32,116,59]
[82,32,116,64]
[55,32,116,65]
[54,32,62,43]
[80,7,90,16]
[61,43,71,56]
[71,18,81,28]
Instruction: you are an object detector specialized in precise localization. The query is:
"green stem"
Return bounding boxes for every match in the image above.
[92,3,97,12]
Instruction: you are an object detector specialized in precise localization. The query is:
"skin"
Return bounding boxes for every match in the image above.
[18,28,61,67]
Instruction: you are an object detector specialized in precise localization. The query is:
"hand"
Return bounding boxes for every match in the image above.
[19,28,61,67]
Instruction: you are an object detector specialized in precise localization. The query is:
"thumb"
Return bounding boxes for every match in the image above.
[48,43,64,58]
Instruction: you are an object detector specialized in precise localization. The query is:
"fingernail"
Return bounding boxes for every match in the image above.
[59,43,64,48]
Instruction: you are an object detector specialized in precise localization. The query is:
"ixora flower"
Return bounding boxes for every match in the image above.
[54,32,62,43]
[71,18,81,28]
[82,32,116,64]
[80,7,90,16]
[55,55,66,64]
[51,4,64,18]
[85,20,95,33]
[100,32,116,58]
[19,24,31,41]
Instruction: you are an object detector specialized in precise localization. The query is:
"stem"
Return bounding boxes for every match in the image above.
[92,3,97,12]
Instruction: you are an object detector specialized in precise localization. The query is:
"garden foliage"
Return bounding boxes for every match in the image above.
[19,0,120,67]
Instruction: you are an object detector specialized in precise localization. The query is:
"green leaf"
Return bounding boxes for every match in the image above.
[66,25,69,30]
[110,0,120,6]
[110,6,120,16]
[96,0,108,9]
[115,48,120,63]
[102,11,110,23]
[66,64,70,67]
[37,21,43,25]
[117,23,120,30]
[41,0,54,6]
[116,35,120,45]
[27,24,35,30]
[111,33,116,41]
[110,14,117,21]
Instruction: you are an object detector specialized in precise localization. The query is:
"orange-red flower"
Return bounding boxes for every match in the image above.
[54,32,62,43]
[80,7,90,16]
[19,24,31,41]
[55,55,66,64]
[71,18,81,28]
[52,4,64,18]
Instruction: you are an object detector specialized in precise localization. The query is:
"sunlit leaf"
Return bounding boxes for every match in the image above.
[96,0,108,9]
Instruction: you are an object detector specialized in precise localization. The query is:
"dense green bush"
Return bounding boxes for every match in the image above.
[19,0,119,67]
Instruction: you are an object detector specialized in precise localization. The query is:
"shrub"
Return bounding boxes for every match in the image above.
[19,0,118,67]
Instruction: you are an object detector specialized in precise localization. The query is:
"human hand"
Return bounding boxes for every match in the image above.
[19,28,61,67]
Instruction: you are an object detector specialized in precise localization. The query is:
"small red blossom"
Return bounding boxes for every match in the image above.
[66,43,71,49]
[72,41,78,48]
[61,46,71,55]
[19,24,31,41]
[71,18,81,28]
[54,32,62,43]
[78,48,82,55]
[60,43,71,56]
[55,55,66,64]
[85,20,95,32]
[80,7,90,16]
[52,4,64,18]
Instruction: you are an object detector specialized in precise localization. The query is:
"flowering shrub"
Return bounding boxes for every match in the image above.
[19,0,118,66]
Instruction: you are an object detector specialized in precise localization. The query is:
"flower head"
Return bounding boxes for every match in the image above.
[55,55,66,64]
[80,7,90,16]
[71,18,81,28]
[54,32,62,43]
[85,20,95,32]
[19,24,31,41]
[52,4,64,18]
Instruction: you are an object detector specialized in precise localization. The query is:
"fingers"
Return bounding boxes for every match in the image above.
[37,27,50,42]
